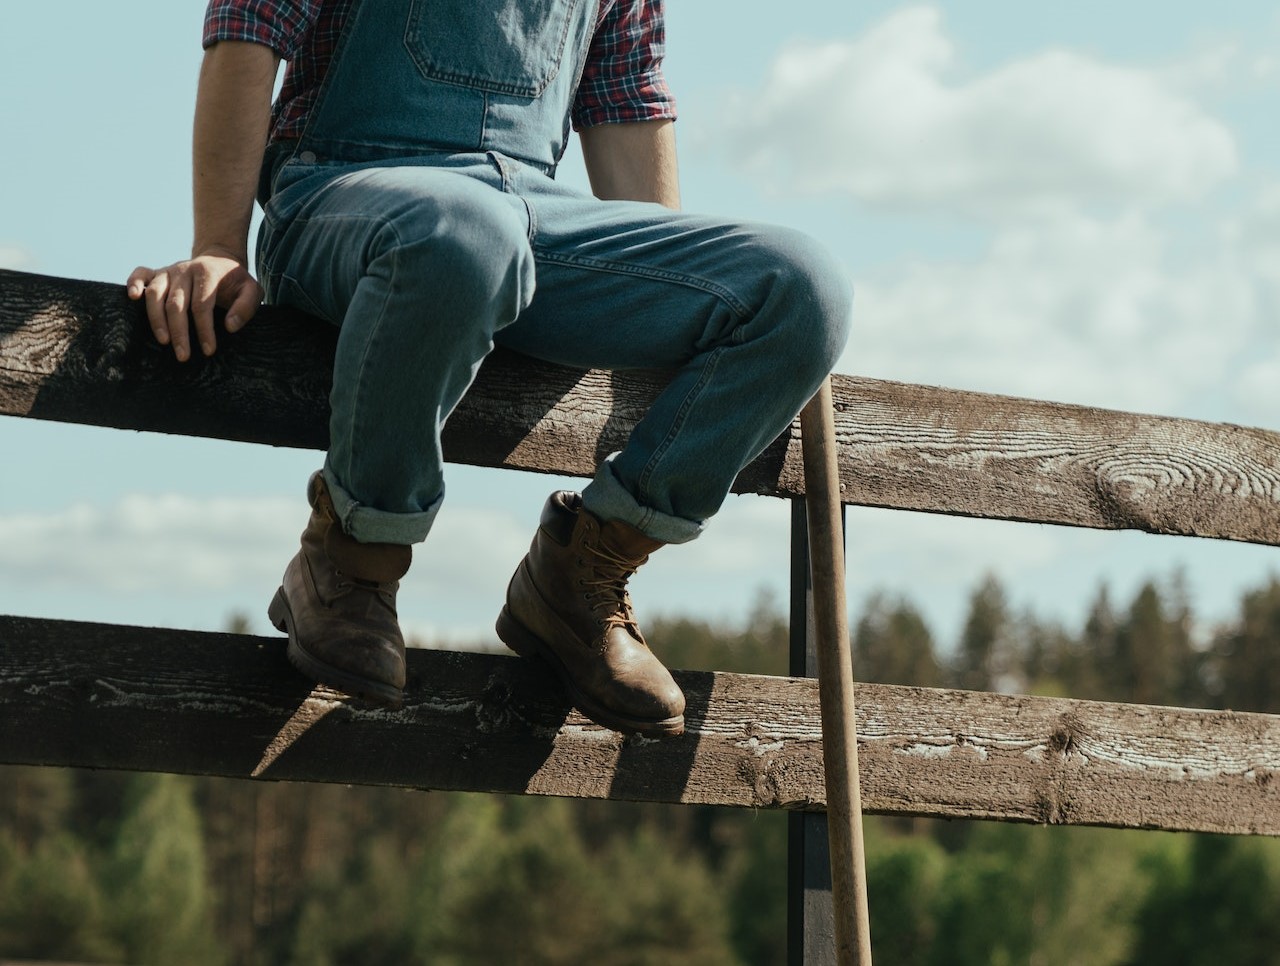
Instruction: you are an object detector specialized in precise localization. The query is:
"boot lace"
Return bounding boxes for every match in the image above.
[582,542,645,635]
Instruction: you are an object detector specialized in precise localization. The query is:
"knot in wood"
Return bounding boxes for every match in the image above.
[474,675,517,734]
[1048,711,1086,760]
[737,756,781,807]
[1093,465,1165,532]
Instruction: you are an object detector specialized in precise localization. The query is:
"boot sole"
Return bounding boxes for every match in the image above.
[269,588,404,709]
[496,606,685,737]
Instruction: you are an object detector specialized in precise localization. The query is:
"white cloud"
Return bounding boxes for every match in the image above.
[1234,358,1280,419]
[845,504,1280,652]
[837,205,1278,416]
[1155,24,1280,93]
[0,245,34,271]
[1157,42,1241,92]
[2,484,1273,666]
[0,494,301,593]
[0,489,797,644]
[0,493,532,630]
[707,7,1274,426]
[1222,181,1280,255]
[1254,55,1280,81]
[719,6,1238,217]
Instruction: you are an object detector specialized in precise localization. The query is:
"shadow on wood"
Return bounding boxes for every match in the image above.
[3,614,1277,836]
[5,268,1279,545]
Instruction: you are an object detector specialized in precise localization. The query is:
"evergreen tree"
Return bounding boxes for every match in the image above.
[724,811,787,965]
[107,774,226,965]
[1130,834,1280,965]
[928,824,1148,966]
[7,586,1280,964]
[0,830,121,962]
[406,795,737,965]
[1163,568,1209,706]
[1210,577,1280,714]
[1018,616,1076,698]
[953,574,1017,693]
[865,822,946,964]
[1112,582,1194,706]
[1077,584,1121,700]
[0,765,74,851]
[289,831,418,966]
[650,594,787,676]
[928,822,1039,965]
[592,823,739,966]
[854,592,942,687]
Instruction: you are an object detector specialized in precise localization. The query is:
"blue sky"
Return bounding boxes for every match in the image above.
[2,2,1277,653]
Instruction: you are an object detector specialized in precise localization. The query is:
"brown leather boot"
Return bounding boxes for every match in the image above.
[268,472,411,707]
[497,491,685,736]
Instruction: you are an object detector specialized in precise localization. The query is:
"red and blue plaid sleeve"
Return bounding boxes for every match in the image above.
[573,0,677,130]
[202,0,322,59]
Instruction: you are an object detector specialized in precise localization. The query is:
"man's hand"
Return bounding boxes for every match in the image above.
[127,41,278,361]
[127,252,263,362]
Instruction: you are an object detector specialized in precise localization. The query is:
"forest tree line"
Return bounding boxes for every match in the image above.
[2,573,1279,964]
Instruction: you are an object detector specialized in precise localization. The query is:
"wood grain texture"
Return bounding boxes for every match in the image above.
[3,615,1276,836]
[3,269,1279,545]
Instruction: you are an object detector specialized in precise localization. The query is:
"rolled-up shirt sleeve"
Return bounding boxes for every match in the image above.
[573,0,677,130]
[202,0,321,59]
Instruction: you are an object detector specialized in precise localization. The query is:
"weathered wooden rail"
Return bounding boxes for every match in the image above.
[4,269,1277,544]
[2,265,1279,841]
[4,614,1279,835]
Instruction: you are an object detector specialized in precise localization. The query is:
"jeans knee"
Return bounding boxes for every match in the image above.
[375,194,534,324]
[753,226,853,375]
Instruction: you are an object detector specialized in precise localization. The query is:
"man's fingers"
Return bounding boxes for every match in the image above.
[191,267,219,357]
[164,281,193,362]
[131,256,259,359]
[225,281,263,333]
[126,266,154,300]
[143,273,172,345]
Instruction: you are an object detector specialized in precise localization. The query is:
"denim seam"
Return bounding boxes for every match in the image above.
[277,273,330,322]
[335,217,407,534]
[271,211,386,320]
[523,195,539,242]
[297,211,385,227]
[635,345,725,502]
[296,135,471,154]
[287,139,561,176]
[490,150,514,193]
[532,249,752,319]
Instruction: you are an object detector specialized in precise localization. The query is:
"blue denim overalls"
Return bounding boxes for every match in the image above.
[258,0,852,545]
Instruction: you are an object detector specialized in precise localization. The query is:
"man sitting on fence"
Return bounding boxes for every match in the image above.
[127,0,852,736]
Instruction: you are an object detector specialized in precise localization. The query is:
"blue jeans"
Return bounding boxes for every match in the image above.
[259,150,852,545]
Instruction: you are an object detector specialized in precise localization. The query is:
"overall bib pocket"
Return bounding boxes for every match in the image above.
[404,0,583,98]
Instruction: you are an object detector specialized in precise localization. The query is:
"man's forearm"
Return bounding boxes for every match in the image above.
[192,41,280,262]
[579,119,680,210]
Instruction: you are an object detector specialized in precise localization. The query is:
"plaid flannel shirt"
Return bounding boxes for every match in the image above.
[202,0,677,143]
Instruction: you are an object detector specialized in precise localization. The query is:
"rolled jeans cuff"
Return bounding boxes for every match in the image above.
[321,467,441,545]
[580,455,705,545]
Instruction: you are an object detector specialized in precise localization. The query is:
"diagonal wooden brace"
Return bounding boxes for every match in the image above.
[800,377,873,965]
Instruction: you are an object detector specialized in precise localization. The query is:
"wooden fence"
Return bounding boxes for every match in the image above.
[3,267,1279,959]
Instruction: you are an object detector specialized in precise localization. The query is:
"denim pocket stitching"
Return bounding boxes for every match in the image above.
[532,250,754,320]
[403,0,581,98]
[267,273,332,324]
